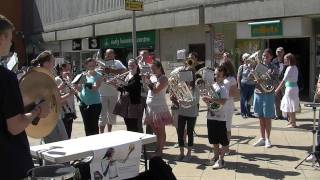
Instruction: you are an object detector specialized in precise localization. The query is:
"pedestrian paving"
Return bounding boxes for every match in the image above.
[28,98,320,179]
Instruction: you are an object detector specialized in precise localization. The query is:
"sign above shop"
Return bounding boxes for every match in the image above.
[72,39,82,50]
[125,0,144,11]
[100,31,155,49]
[249,20,283,37]
[88,37,100,49]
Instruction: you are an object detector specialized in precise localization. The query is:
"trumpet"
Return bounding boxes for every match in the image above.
[105,71,129,87]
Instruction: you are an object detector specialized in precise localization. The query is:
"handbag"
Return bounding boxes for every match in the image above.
[113,92,143,119]
[113,94,130,118]
[128,103,143,119]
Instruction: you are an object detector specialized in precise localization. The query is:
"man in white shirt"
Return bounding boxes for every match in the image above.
[272,47,285,120]
[99,49,127,133]
[138,50,153,133]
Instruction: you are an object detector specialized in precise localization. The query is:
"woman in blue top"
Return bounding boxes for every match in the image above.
[79,58,103,136]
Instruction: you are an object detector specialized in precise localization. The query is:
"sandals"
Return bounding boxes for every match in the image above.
[287,124,297,128]
[182,155,192,162]
[175,155,185,161]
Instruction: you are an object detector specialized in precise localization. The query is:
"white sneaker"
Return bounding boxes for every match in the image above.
[212,159,225,169]
[306,154,317,162]
[253,138,265,147]
[265,139,272,148]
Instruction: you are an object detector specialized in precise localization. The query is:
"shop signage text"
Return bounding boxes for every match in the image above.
[72,39,82,50]
[250,21,283,37]
[125,0,144,11]
[101,31,155,49]
[89,37,100,49]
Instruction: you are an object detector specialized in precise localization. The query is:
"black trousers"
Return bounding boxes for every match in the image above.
[62,117,73,139]
[124,118,139,132]
[79,103,102,136]
[178,115,197,147]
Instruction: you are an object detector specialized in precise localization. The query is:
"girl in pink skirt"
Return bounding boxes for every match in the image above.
[143,61,172,156]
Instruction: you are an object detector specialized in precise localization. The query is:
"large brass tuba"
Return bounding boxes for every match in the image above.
[247,51,274,93]
[168,66,194,108]
[20,67,61,138]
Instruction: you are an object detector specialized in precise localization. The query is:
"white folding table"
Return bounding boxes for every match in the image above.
[30,130,156,170]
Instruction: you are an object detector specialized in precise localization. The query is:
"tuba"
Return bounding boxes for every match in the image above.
[20,67,61,138]
[247,51,274,93]
[168,66,194,108]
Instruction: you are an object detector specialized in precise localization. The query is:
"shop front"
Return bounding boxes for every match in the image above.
[61,37,100,73]
[100,30,156,67]
[236,17,313,98]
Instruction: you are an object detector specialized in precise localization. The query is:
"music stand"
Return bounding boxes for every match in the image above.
[294,103,320,169]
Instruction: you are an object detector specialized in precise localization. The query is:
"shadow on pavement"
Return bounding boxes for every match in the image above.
[236,152,299,162]
[274,144,312,152]
[227,161,301,179]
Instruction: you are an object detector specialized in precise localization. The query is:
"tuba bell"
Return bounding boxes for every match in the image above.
[247,51,274,93]
[20,67,61,138]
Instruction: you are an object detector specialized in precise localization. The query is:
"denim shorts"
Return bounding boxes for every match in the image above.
[253,92,275,119]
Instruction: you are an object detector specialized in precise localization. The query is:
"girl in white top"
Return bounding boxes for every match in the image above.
[275,53,300,128]
[144,61,172,156]
[221,61,239,155]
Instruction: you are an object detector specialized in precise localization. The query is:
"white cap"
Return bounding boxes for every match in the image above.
[242,53,250,61]
[176,49,186,60]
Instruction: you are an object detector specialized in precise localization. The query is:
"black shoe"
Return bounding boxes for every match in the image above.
[275,116,284,120]
[241,114,247,119]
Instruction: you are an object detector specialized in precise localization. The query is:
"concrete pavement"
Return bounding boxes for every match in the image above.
[29,98,320,179]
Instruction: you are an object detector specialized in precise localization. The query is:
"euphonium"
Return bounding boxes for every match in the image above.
[247,51,274,93]
[195,77,222,112]
[168,67,194,108]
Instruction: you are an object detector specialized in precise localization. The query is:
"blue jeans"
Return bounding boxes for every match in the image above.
[240,83,255,116]
[317,111,320,146]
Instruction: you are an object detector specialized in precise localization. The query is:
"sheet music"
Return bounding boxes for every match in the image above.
[179,70,193,82]
[6,52,18,71]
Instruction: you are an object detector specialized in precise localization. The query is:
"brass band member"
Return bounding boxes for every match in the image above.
[252,49,279,148]
[99,49,127,133]
[55,60,77,138]
[170,68,199,162]
[32,50,70,143]
[79,58,103,136]
[203,66,229,169]
[0,15,49,180]
[113,59,143,132]
[143,61,173,156]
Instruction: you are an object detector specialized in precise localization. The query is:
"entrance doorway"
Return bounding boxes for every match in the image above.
[189,44,206,62]
[269,38,310,98]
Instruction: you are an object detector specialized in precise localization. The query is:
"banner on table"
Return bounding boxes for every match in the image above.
[90,140,142,180]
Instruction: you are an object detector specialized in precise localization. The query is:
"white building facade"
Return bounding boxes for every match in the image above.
[26,0,320,98]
